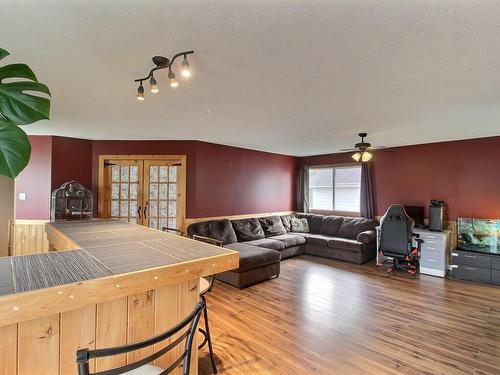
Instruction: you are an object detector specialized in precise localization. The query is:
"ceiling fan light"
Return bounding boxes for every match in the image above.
[181,55,191,77]
[361,151,372,162]
[352,152,361,162]
[150,76,159,93]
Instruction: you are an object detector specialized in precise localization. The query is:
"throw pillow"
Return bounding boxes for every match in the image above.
[291,217,310,233]
[258,216,286,237]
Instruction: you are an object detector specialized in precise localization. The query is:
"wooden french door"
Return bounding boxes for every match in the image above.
[143,160,180,230]
[99,156,186,231]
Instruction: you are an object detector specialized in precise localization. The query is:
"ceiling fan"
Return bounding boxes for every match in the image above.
[339,132,389,162]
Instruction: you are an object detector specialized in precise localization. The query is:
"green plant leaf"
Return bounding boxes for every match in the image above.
[0,118,31,178]
[0,63,37,82]
[0,80,51,125]
[0,48,50,125]
[0,49,9,61]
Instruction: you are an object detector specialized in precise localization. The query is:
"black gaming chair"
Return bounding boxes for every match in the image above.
[378,204,423,278]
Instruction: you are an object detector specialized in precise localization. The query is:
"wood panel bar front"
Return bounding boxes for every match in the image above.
[0,220,238,375]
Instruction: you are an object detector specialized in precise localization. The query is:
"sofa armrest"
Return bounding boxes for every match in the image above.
[357,230,377,244]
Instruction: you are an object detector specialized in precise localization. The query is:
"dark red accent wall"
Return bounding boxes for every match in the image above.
[51,136,93,191]
[91,140,298,218]
[15,136,52,220]
[193,142,297,217]
[301,136,500,220]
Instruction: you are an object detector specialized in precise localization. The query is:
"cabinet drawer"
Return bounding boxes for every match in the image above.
[450,265,491,283]
[492,270,500,285]
[492,256,500,270]
[451,250,491,268]
[421,256,445,270]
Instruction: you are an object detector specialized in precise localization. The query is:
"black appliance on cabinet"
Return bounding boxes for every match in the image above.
[428,199,448,231]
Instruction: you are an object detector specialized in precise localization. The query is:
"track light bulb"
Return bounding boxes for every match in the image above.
[168,70,178,88]
[181,56,191,77]
[150,76,159,93]
[137,84,145,101]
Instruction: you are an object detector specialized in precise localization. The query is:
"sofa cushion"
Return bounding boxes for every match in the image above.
[186,219,237,245]
[338,217,377,240]
[327,237,363,252]
[291,232,331,246]
[291,217,309,233]
[296,213,324,233]
[280,215,294,232]
[231,218,265,242]
[244,238,286,251]
[320,216,344,236]
[224,242,281,272]
[258,216,286,237]
[270,233,306,248]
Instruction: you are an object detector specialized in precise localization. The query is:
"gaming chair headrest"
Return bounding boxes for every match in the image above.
[379,205,415,255]
[380,204,415,229]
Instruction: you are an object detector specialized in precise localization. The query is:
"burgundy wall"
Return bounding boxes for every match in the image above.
[51,136,93,191]
[91,140,298,218]
[301,136,500,220]
[193,142,297,217]
[15,136,52,220]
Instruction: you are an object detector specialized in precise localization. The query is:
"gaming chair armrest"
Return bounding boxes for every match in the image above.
[411,232,424,251]
[357,230,377,244]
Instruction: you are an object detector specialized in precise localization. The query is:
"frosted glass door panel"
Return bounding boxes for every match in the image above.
[107,161,143,224]
[144,162,179,230]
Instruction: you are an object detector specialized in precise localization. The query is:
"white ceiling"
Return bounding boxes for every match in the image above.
[2,0,500,156]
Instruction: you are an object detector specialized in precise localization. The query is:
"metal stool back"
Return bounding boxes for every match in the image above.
[161,227,221,374]
[76,300,205,375]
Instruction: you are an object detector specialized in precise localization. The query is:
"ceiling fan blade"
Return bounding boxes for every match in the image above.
[338,148,356,152]
[367,146,387,150]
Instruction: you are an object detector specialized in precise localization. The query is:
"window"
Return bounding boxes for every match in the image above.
[308,165,361,212]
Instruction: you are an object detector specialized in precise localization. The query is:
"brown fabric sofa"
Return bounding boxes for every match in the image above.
[186,213,377,289]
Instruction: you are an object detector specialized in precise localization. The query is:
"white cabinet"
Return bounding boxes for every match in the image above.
[376,227,451,277]
[413,228,451,277]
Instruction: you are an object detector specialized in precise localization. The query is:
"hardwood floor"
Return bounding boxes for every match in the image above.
[198,255,500,375]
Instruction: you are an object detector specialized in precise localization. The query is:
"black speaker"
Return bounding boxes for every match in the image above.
[428,203,448,231]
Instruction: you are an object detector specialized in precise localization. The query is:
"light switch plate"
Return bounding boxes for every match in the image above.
[18,192,27,201]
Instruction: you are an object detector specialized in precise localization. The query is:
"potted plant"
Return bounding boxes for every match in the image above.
[0,48,51,177]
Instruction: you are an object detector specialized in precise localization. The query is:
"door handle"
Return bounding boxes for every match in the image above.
[137,206,142,219]
[144,201,149,219]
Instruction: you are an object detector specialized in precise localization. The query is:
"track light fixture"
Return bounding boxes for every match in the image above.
[149,76,159,93]
[135,50,193,100]
[136,83,145,101]
[181,55,191,77]
[168,69,178,88]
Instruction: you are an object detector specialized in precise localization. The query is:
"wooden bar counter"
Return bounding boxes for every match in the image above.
[0,220,239,375]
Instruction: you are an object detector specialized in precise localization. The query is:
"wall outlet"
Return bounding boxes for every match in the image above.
[18,192,27,201]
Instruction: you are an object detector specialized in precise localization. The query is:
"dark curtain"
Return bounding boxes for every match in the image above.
[297,165,309,213]
[360,162,375,219]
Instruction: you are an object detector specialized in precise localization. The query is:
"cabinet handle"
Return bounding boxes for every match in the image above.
[450,265,458,269]
[137,206,142,219]
[451,252,458,256]
[144,201,149,219]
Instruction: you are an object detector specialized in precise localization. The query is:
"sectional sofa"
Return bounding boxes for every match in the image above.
[187,213,377,288]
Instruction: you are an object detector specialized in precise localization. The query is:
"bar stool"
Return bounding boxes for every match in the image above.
[162,228,221,374]
[76,299,205,375]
